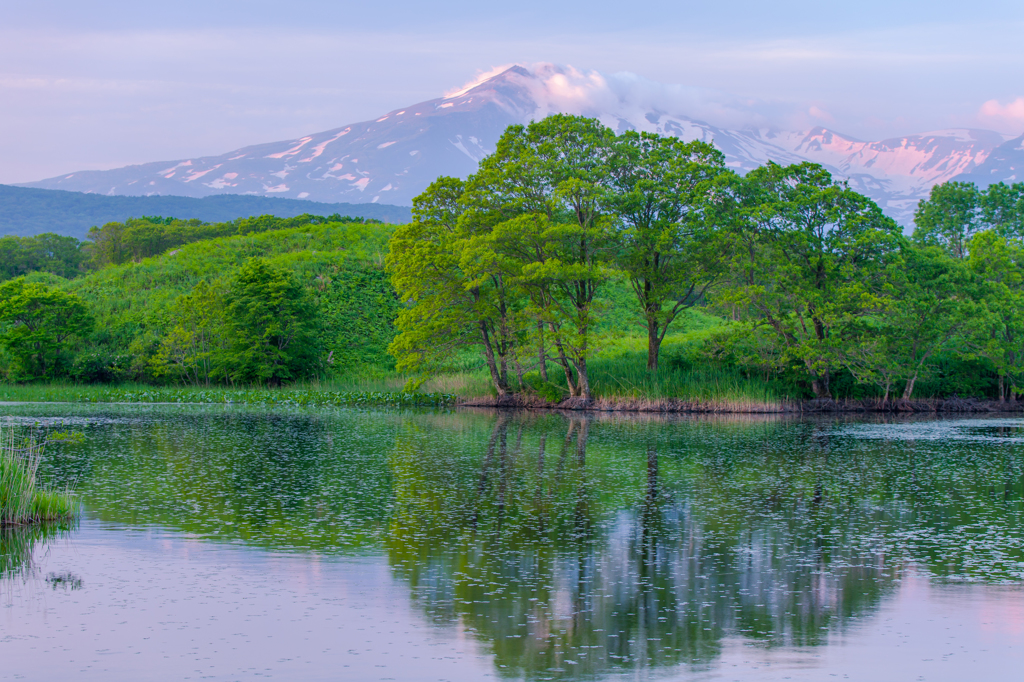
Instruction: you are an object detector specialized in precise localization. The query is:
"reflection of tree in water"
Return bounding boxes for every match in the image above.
[385,413,905,679]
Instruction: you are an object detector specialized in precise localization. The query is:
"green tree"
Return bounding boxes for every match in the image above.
[606,132,727,370]
[966,230,1024,400]
[387,177,520,395]
[981,182,1024,238]
[0,278,93,380]
[874,246,978,400]
[149,280,226,386]
[215,258,317,386]
[913,181,982,259]
[461,115,617,400]
[718,162,902,399]
[0,233,87,281]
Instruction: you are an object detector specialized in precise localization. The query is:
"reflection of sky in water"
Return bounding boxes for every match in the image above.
[1,404,1022,680]
[835,418,1024,443]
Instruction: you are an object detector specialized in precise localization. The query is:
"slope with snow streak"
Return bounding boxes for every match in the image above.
[955,133,1024,187]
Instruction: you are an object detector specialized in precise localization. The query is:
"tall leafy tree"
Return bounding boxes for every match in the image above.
[606,132,727,370]
[883,246,978,399]
[966,230,1024,400]
[215,258,317,386]
[0,278,93,380]
[719,162,902,399]
[913,181,982,259]
[149,280,226,386]
[387,177,520,395]
[461,115,617,399]
[981,181,1024,238]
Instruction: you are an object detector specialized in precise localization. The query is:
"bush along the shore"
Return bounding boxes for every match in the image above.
[0,427,78,525]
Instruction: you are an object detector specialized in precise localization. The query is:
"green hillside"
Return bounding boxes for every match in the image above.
[4,219,400,384]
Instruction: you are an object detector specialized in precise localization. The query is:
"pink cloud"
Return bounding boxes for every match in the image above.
[808,105,834,123]
[980,97,1024,121]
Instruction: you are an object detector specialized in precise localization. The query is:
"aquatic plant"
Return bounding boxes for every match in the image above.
[0,383,458,408]
[0,426,78,525]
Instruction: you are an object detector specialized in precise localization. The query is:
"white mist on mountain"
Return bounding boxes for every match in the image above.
[20,63,1023,226]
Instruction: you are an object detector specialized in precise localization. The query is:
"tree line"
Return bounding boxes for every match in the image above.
[387,114,1024,403]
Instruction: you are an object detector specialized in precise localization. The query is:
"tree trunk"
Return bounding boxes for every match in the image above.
[902,374,918,400]
[537,321,548,381]
[480,322,509,396]
[552,333,579,396]
[574,356,591,401]
[999,373,1005,403]
[810,371,831,399]
[646,319,661,372]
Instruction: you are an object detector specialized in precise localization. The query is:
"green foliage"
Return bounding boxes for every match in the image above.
[715,162,903,398]
[87,213,381,267]
[0,278,93,381]
[62,220,395,385]
[913,181,982,259]
[0,233,88,281]
[11,123,1024,404]
[0,384,456,408]
[215,258,318,386]
[606,131,728,370]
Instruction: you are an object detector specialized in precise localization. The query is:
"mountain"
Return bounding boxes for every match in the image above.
[19,64,1020,226]
[0,185,410,239]
[953,133,1024,187]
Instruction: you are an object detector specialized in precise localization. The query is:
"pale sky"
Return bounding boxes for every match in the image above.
[2,0,1023,184]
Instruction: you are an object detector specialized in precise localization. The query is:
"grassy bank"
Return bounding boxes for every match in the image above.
[0,427,77,525]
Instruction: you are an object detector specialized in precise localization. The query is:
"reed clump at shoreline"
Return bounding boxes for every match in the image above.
[0,427,78,526]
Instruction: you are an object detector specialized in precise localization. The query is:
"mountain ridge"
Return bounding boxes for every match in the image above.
[19,64,1022,225]
[0,184,411,239]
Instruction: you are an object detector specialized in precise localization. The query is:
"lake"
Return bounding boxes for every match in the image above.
[1,404,1022,681]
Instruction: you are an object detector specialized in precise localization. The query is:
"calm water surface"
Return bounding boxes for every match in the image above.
[1,405,1022,681]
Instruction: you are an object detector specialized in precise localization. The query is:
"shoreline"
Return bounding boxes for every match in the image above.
[460,394,1024,414]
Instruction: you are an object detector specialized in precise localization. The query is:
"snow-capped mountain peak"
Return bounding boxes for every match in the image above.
[20,63,1021,225]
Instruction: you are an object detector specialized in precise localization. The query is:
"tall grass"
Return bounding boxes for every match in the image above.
[0,427,78,525]
[588,357,787,403]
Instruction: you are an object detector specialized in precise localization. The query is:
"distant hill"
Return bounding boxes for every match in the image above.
[0,185,411,238]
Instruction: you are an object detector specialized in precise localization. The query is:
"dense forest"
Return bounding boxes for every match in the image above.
[2,115,1024,405]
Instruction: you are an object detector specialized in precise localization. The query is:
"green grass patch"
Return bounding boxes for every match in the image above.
[1,427,78,525]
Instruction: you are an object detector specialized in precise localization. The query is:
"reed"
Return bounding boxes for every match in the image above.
[0,427,78,526]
